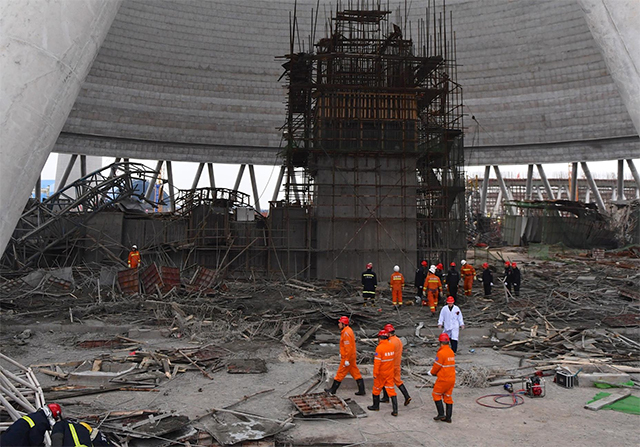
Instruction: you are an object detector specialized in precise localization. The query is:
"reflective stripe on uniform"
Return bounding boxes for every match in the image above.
[69,423,89,447]
[21,416,35,428]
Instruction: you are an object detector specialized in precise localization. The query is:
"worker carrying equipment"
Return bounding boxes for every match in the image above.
[361,263,377,307]
[423,266,442,315]
[368,330,398,416]
[325,316,366,397]
[128,245,141,269]
[460,260,476,297]
[0,404,62,447]
[380,324,412,406]
[429,332,456,423]
[389,266,405,306]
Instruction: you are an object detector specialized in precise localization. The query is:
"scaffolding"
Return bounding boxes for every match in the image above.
[277,0,465,278]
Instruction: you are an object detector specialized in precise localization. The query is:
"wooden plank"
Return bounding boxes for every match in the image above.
[584,390,631,411]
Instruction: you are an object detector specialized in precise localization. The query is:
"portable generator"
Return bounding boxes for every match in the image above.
[523,375,545,398]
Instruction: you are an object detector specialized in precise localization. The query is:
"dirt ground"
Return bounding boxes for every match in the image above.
[1,247,639,446]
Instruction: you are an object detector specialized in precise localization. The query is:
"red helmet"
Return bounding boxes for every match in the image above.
[438,333,450,342]
[504,261,510,266]
[450,262,456,267]
[421,260,428,267]
[338,316,349,325]
[384,324,395,333]
[482,262,489,268]
[511,262,517,268]
[366,262,373,269]
[47,403,62,418]
[377,329,388,338]
[446,296,455,304]
[436,263,443,270]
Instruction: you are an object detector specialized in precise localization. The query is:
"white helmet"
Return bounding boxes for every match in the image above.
[461,259,467,265]
[429,265,436,274]
[393,265,400,272]
[132,245,138,250]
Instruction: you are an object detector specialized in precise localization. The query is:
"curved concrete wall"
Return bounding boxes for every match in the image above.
[0,0,122,257]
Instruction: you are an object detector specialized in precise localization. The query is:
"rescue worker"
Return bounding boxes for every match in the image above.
[0,403,62,446]
[435,263,445,305]
[50,420,91,447]
[445,262,460,301]
[414,261,428,304]
[437,296,465,353]
[367,330,398,416]
[128,245,141,269]
[481,262,493,296]
[325,316,366,396]
[361,263,377,307]
[428,333,456,423]
[389,265,405,306]
[503,261,513,293]
[460,260,476,296]
[380,324,411,406]
[422,265,442,315]
[511,262,521,296]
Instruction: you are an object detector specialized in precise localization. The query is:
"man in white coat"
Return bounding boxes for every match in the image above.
[438,296,465,353]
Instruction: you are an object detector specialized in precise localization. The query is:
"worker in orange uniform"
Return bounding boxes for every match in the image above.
[389,265,405,306]
[325,316,366,396]
[460,260,476,296]
[380,324,411,406]
[128,245,141,269]
[422,265,442,315]
[428,333,456,423]
[368,330,398,416]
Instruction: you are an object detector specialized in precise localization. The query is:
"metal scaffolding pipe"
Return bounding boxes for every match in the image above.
[536,164,555,200]
[580,161,607,211]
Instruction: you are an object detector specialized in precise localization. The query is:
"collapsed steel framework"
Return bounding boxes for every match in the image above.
[278,1,465,278]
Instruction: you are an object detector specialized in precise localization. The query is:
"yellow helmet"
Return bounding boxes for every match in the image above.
[79,422,92,433]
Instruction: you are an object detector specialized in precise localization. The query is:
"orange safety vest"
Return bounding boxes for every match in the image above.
[461,264,476,278]
[373,338,395,378]
[340,325,357,363]
[389,272,404,291]
[389,334,403,370]
[128,250,141,268]
[430,344,456,381]
[423,273,442,293]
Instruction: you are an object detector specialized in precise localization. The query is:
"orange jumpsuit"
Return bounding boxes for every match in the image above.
[460,264,476,296]
[389,334,404,386]
[128,250,141,268]
[334,325,362,382]
[430,344,456,404]
[423,273,442,314]
[389,272,405,305]
[373,338,396,397]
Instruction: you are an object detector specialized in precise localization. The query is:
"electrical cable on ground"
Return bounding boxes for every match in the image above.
[476,391,525,409]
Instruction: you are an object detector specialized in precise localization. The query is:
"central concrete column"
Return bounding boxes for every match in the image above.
[0,0,122,257]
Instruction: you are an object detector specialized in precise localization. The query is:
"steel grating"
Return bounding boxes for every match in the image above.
[117,269,140,295]
[140,263,164,294]
[288,393,354,417]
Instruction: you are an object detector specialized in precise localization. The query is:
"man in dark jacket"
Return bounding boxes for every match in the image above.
[481,262,493,296]
[414,261,428,304]
[362,263,377,307]
[50,420,92,447]
[511,262,521,296]
[503,261,513,293]
[0,404,62,446]
[445,263,460,301]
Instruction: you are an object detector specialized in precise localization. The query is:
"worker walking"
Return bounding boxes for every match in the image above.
[128,245,141,269]
[481,262,493,296]
[503,261,513,293]
[380,324,411,406]
[367,330,398,416]
[414,261,428,304]
[422,265,442,315]
[0,403,62,446]
[438,296,465,353]
[428,333,456,423]
[445,262,460,301]
[460,260,476,296]
[361,263,377,307]
[511,262,521,296]
[389,265,405,306]
[435,263,445,306]
[325,316,366,396]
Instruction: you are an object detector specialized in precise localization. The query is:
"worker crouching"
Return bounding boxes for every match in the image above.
[325,316,366,396]
[429,333,456,423]
[368,330,398,416]
[0,403,62,446]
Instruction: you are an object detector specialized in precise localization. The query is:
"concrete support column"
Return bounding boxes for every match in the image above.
[493,165,514,214]
[0,0,123,256]
[57,154,78,191]
[580,162,607,211]
[535,186,544,201]
[272,165,286,203]
[480,165,491,215]
[525,164,534,200]
[617,159,625,201]
[207,163,216,188]
[570,162,579,201]
[145,161,164,201]
[536,164,555,200]
[233,164,246,191]
[166,161,175,213]
[248,165,261,212]
[191,163,204,190]
[627,159,640,198]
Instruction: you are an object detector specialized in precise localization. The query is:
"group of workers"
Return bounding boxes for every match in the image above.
[0,403,114,446]
[362,260,522,310]
[325,313,460,423]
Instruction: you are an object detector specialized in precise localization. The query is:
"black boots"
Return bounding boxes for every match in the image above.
[380,388,389,403]
[355,378,366,396]
[324,380,341,395]
[443,403,453,423]
[398,384,412,406]
[391,396,398,417]
[367,394,380,411]
[433,400,445,421]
